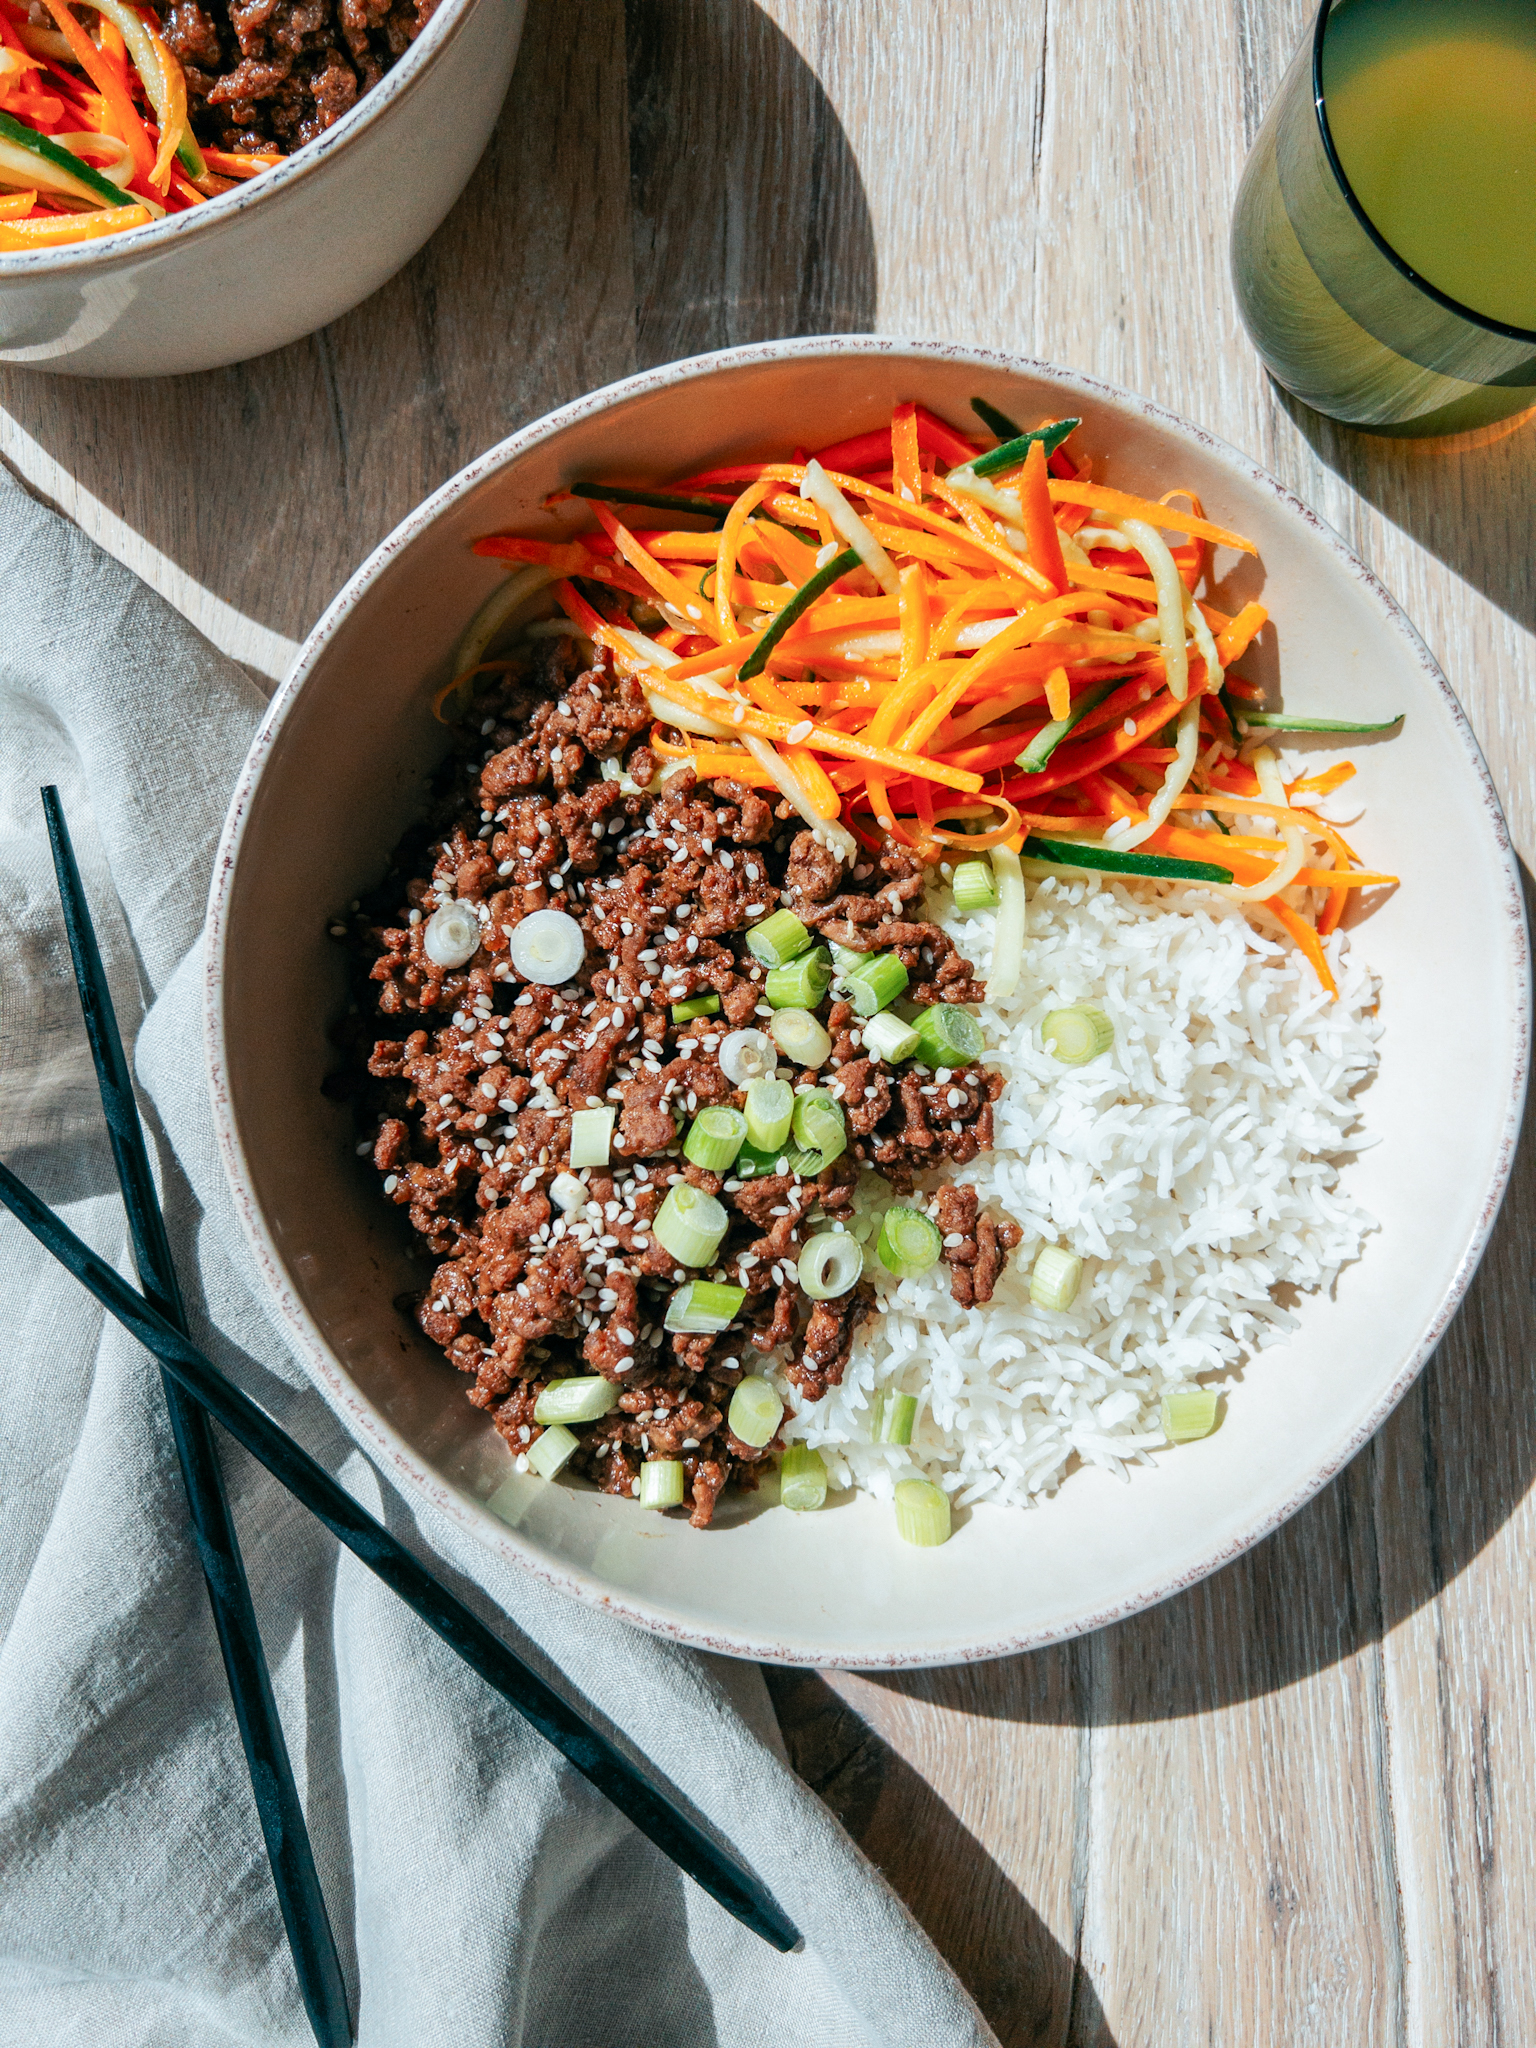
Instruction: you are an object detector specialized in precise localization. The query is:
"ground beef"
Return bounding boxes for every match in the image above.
[336,633,1021,1526]
[154,0,436,153]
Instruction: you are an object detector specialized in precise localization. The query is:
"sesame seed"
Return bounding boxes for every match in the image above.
[383,1174,398,1193]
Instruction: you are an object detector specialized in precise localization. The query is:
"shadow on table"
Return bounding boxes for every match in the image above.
[851,860,1536,1730]
[1278,384,1536,637]
[0,0,876,661]
[763,1666,1119,2048]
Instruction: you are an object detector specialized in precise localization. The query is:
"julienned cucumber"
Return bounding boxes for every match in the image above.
[572,482,734,521]
[0,111,128,209]
[1016,676,1123,774]
[970,396,1023,442]
[739,545,861,680]
[1023,834,1234,884]
[1233,711,1402,733]
[971,417,1080,480]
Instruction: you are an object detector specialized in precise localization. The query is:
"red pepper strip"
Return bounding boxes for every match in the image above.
[795,406,981,479]
[995,692,1179,801]
[913,404,982,466]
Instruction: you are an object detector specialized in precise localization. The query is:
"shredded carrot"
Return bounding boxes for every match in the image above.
[1215,601,1269,666]
[1047,481,1257,554]
[891,401,922,506]
[0,189,37,216]
[0,203,151,246]
[1045,665,1071,723]
[1018,439,1067,595]
[1266,895,1338,998]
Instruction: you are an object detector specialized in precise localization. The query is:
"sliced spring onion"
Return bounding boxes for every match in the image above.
[894,1476,951,1547]
[671,993,721,1023]
[1041,1006,1114,1066]
[968,417,1079,481]
[768,1008,831,1068]
[780,1443,828,1512]
[861,1010,920,1063]
[744,1077,795,1151]
[719,1028,775,1085]
[1015,677,1121,773]
[784,1147,830,1178]
[1030,1244,1083,1311]
[839,950,909,1017]
[765,947,833,1010]
[683,1106,747,1170]
[728,1376,785,1448]
[829,941,867,973]
[572,481,731,521]
[1234,712,1403,733]
[874,1391,917,1445]
[550,1172,585,1212]
[746,909,813,968]
[1022,834,1234,885]
[1162,1389,1220,1442]
[653,1181,729,1266]
[738,545,861,680]
[527,1423,580,1480]
[792,1090,846,1167]
[508,907,585,984]
[798,1231,863,1300]
[877,1205,943,1279]
[664,1278,747,1333]
[732,1139,790,1180]
[986,841,1026,1005]
[534,1377,619,1425]
[569,1106,616,1167]
[639,1459,686,1509]
[912,1004,984,1069]
[952,860,999,913]
[970,395,1024,441]
[422,900,481,969]
[801,461,901,595]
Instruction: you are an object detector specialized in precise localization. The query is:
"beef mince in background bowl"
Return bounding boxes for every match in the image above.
[161,0,440,154]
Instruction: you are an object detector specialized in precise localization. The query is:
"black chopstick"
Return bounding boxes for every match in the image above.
[41,790,353,2048]
[0,1155,801,1954]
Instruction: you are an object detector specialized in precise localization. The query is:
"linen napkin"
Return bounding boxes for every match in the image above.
[0,462,997,2048]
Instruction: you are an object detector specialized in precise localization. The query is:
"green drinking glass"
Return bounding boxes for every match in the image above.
[1231,0,1536,437]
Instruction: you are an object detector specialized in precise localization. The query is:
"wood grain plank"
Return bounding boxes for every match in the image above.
[6,1,1536,2042]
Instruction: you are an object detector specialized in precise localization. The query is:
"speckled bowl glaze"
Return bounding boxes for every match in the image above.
[0,0,524,376]
[206,339,1529,1668]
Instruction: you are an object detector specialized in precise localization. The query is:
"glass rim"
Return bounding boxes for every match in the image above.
[1310,0,1536,348]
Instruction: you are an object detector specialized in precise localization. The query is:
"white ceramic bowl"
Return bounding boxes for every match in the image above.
[206,338,1529,1668]
[0,0,525,376]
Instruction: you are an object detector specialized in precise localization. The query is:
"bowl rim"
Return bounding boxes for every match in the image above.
[0,0,484,276]
[204,334,1531,1668]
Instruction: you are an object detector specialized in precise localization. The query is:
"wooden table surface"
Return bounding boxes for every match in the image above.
[6,3,1533,2040]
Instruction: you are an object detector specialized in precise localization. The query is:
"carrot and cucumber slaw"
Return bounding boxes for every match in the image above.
[458,400,1400,1000]
[0,0,278,249]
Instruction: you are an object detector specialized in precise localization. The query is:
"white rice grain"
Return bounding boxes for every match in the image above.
[775,873,1381,1507]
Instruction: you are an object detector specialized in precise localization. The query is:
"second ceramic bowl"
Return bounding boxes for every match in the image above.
[0,0,525,376]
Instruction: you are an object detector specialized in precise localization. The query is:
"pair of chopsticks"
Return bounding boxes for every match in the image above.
[10,794,798,2048]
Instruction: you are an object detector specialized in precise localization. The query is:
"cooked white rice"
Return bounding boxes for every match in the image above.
[774,872,1382,1509]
